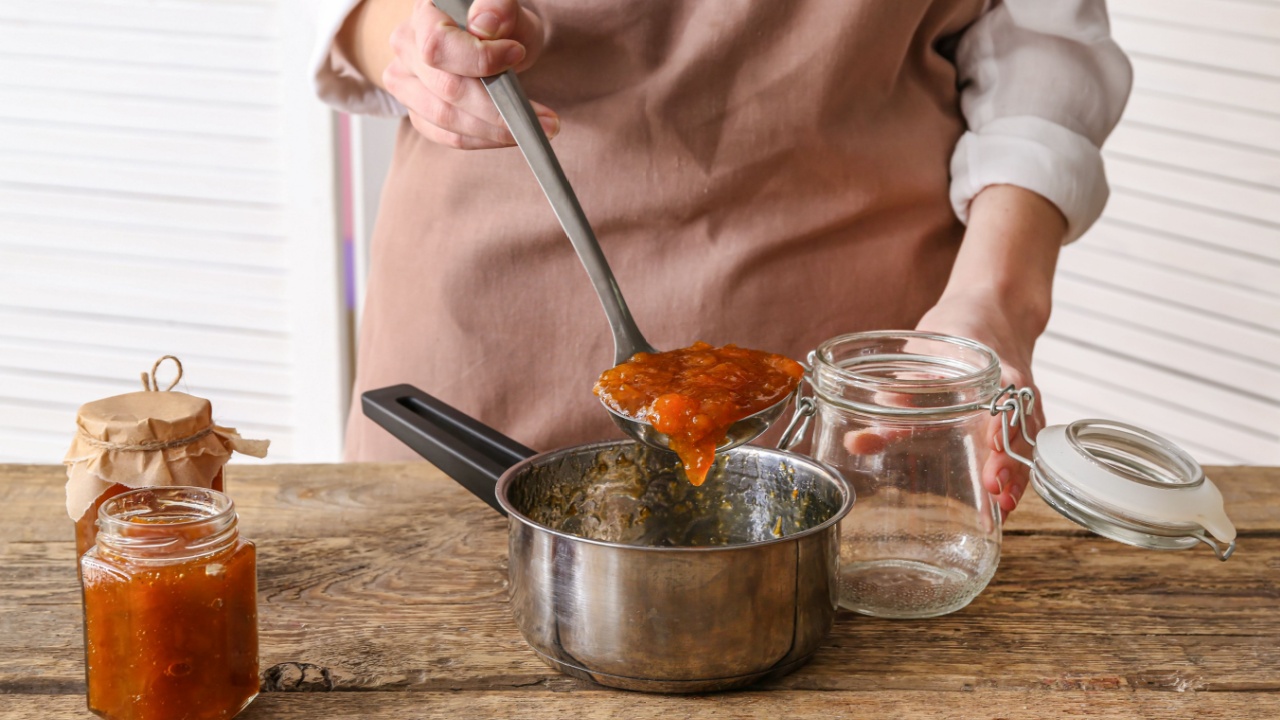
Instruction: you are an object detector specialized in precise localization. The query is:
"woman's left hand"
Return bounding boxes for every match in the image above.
[915,290,1045,520]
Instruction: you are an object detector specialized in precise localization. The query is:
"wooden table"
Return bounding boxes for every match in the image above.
[2,463,1277,719]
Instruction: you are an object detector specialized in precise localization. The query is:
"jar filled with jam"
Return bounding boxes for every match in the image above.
[80,486,259,720]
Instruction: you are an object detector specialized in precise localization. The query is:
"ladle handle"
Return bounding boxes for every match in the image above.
[432,0,655,364]
[362,384,536,516]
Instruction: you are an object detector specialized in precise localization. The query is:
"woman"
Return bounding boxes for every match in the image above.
[313,0,1132,517]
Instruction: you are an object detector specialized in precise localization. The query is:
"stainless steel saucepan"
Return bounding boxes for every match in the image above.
[363,384,854,693]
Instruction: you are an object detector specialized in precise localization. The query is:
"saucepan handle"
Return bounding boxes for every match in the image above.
[362,384,535,516]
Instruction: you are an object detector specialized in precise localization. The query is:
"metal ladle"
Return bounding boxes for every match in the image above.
[434,0,794,453]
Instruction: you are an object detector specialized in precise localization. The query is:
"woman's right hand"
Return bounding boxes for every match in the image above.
[384,0,557,149]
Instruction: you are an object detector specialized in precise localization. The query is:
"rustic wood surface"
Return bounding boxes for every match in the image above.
[1,463,1277,719]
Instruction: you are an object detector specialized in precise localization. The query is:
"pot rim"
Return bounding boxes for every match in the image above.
[494,440,854,553]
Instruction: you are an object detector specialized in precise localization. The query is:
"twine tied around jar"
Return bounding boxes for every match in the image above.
[63,355,270,521]
[74,356,211,452]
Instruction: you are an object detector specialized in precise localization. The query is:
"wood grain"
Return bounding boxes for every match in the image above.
[2,463,1278,719]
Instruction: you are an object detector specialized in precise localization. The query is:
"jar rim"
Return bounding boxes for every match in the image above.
[99,486,233,527]
[813,330,1001,388]
[95,486,237,559]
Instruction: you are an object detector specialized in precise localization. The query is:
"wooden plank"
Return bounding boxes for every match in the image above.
[1113,0,1280,40]
[0,186,287,236]
[1111,15,1280,79]
[1045,304,1280,399]
[1119,92,1280,155]
[0,370,294,431]
[0,86,281,140]
[0,0,279,38]
[0,277,288,334]
[0,339,293,399]
[0,307,293,365]
[1033,357,1278,462]
[0,119,281,173]
[1,464,1277,697]
[1,247,288,302]
[0,219,287,270]
[1099,191,1280,263]
[1052,274,1280,363]
[0,56,278,106]
[1056,243,1280,333]
[2,463,1275,546]
[1041,395,1245,465]
[0,20,279,73]
[4,691,1280,720]
[1036,330,1280,431]
[1106,124,1280,189]
[1128,55,1280,116]
[1084,221,1280,296]
[1104,155,1280,226]
[0,151,285,206]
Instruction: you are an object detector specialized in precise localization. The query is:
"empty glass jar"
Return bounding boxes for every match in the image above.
[807,331,1003,618]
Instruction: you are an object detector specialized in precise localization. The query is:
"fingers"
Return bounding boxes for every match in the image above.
[385,60,511,147]
[413,1,525,77]
[983,375,1043,518]
[984,436,1028,520]
[387,4,559,150]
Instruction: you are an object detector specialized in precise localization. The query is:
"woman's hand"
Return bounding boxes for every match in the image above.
[915,290,1044,520]
[916,184,1068,519]
[338,0,557,149]
[386,0,556,148]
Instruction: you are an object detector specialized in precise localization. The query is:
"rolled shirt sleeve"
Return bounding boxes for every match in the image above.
[312,0,408,117]
[950,0,1133,242]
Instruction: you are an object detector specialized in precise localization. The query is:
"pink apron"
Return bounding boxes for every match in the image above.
[347,0,986,460]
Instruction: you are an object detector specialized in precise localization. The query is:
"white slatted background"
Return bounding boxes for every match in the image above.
[1035,0,1280,465]
[0,0,349,463]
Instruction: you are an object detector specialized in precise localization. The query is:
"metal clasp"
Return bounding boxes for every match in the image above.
[989,384,1037,468]
[778,381,816,452]
[1194,532,1237,562]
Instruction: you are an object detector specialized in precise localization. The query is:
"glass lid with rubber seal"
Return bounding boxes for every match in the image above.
[991,389,1237,561]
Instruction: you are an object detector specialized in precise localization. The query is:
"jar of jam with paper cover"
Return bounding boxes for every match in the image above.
[64,356,268,558]
[80,486,259,720]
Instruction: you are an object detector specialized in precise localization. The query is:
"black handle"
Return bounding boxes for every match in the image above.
[362,384,536,516]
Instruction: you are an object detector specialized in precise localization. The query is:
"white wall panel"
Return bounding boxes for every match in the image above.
[1036,0,1280,465]
[0,0,348,463]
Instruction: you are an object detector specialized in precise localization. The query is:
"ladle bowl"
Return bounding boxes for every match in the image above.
[603,391,798,455]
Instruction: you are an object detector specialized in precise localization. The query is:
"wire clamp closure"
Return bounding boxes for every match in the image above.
[989,384,1038,468]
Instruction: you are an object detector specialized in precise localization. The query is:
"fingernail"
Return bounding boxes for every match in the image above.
[503,45,525,68]
[539,115,560,137]
[470,12,502,38]
[992,432,1003,452]
[996,468,1010,493]
[1012,483,1025,502]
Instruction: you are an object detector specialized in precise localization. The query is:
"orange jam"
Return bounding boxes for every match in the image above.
[80,488,258,720]
[594,342,804,484]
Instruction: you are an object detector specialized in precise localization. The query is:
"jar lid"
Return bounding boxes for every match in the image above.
[1031,419,1236,560]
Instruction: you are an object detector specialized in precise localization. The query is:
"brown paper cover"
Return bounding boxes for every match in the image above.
[63,391,269,521]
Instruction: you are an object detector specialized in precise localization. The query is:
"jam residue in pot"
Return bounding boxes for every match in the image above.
[594,342,804,485]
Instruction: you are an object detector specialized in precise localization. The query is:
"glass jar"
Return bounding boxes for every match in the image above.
[80,487,259,720]
[807,331,1003,618]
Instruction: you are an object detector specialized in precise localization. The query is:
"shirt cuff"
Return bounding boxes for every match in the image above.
[950,115,1109,244]
[311,0,408,117]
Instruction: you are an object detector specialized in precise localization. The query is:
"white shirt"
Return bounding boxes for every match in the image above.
[312,0,1132,242]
